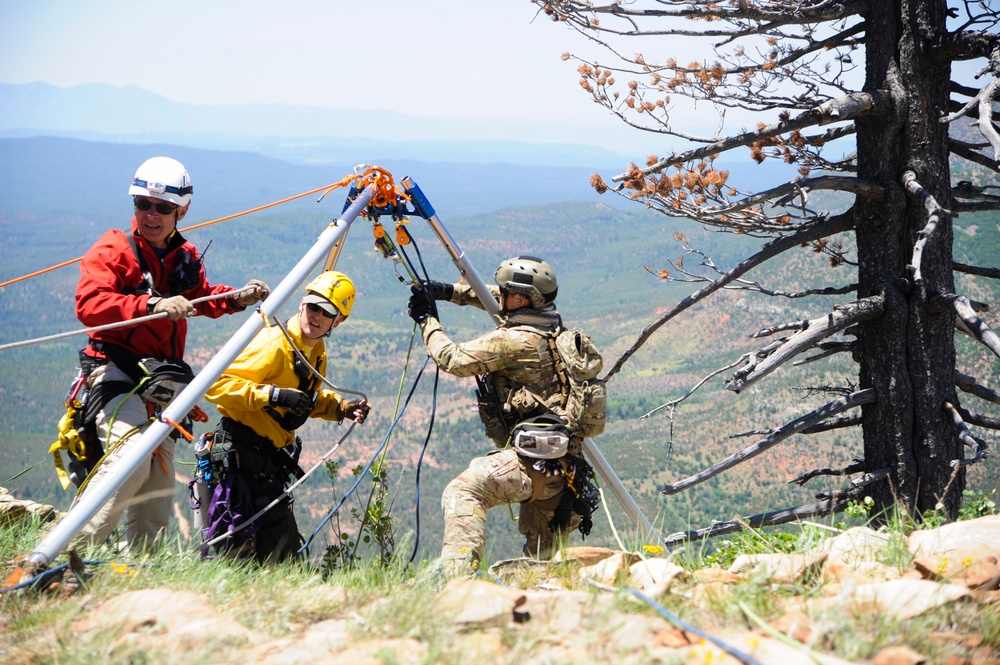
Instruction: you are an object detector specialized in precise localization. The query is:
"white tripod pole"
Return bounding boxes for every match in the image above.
[24,186,376,570]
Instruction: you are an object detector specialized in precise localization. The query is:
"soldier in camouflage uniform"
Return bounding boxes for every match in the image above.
[407,256,595,574]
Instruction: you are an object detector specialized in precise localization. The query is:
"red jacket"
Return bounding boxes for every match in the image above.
[76,216,242,362]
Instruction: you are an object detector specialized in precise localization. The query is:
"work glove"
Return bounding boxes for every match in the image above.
[407,286,437,324]
[343,398,370,424]
[268,386,313,418]
[148,295,196,321]
[234,279,270,308]
[422,280,454,301]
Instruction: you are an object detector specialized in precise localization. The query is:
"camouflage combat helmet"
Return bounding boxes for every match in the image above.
[495,256,557,309]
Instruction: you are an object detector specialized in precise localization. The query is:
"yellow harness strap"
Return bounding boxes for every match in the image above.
[47,406,87,491]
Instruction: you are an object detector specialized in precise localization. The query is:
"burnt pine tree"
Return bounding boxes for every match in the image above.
[533,0,999,528]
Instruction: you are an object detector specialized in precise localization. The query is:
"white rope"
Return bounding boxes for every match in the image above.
[196,310,368,553]
[0,289,253,353]
[196,422,355,551]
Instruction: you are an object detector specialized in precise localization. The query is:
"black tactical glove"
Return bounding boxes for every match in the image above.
[407,287,437,324]
[268,386,312,417]
[422,280,454,301]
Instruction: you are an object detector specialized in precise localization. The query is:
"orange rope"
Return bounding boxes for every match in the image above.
[0,179,355,290]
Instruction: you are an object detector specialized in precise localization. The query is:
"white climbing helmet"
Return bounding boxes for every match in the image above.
[128,157,193,206]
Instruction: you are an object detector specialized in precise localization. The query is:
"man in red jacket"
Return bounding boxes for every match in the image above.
[74,156,268,551]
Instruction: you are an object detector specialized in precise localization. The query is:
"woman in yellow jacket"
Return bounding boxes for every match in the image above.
[204,271,370,563]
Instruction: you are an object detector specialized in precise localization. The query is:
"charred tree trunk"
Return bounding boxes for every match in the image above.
[855,0,964,520]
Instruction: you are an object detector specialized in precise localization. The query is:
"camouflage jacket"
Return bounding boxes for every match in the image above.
[419,284,566,436]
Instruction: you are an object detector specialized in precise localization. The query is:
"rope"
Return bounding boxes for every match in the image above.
[0,559,152,596]
[195,308,369,553]
[0,289,253,353]
[0,180,356,290]
[298,357,430,555]
[599,486,630,555]
[619,585,765,665]
[407,359,438,563]
[197,422,356,552]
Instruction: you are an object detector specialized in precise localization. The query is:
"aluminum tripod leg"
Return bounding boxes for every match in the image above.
[400,176,660,546]
[25,186,376,569]
[401,176,503,326]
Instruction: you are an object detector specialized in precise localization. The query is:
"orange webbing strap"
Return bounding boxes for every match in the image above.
[160,416,194,443]
[0,179,358,290]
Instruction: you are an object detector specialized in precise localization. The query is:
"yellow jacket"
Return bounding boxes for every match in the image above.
[206,315,351,448]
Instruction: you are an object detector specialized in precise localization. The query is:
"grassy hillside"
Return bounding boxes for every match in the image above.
[1,137,997,567]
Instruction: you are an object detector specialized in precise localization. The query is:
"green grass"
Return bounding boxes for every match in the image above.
[2,499,998,664]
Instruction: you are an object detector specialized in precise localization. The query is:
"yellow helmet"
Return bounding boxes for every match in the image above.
[304,271,356,318]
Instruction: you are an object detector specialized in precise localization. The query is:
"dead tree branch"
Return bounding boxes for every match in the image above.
[751,321,808,338]
[661,388,876,496]
[792,341,856,366]
[902,170,951,289]
[662,498,849,546]
[604,212,854,381]
[944,401,989,467]
[789,460,866,487]
[656,249,857,299]
[947,294,1000,359]
[949,139,1000,173]
[727,295,884,393]
[976,79,1000,162]
[659,467,890,546]
[731,414,862,439]
[955,371,1000,406]
[957,405,1000,431]
[801,413,862,434]
[813,467,893,501]
[642,357,745,420]
[954,261,1000,280]
[611,92,889,182]
[702,175,884,216]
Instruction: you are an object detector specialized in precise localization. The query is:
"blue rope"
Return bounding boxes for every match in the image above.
[624,587,765,665]
[298,357,429,555]
[408,364,439,563]
[0,558,147,595]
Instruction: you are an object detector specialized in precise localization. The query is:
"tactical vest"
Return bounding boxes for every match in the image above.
[475,325,563,447]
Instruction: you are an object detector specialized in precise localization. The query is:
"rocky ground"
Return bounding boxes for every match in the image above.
[1,489,998,664]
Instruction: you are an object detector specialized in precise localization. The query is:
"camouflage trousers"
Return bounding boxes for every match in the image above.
[440,448,580,574]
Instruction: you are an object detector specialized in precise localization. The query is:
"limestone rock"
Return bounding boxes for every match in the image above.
[728,551,828,585]
[434,579,526,628]
[909,516,1000,589]
[578,551,640,585]
[818,526,890,566]
[626,557,686,594]
[0,487,59,524]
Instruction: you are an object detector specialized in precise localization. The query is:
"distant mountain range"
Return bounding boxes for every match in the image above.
[0,81,639,168]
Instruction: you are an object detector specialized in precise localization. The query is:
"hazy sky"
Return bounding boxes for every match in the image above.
[0,0,678,153]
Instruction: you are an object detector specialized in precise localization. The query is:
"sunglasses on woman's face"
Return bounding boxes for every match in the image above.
[306,302,338,319]
[134,197,178,215]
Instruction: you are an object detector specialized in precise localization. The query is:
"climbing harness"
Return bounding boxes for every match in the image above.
[16,173,377,576]
[191,307,369,557]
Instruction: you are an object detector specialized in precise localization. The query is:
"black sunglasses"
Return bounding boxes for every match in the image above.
[306,302,338,319]
[134,197,178,215]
